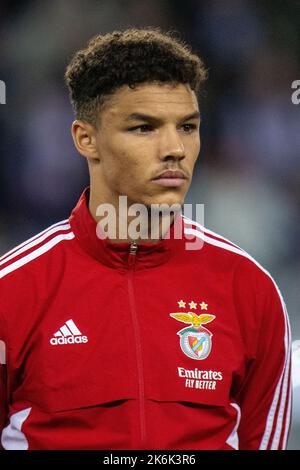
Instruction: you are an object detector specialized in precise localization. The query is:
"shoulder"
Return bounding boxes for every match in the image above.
[182,215,283,296]
[0,219,75,341]
[0,219,74,283]
[182,217,290,345]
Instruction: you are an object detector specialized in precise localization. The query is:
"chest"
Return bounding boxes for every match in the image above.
[10,266,250,412]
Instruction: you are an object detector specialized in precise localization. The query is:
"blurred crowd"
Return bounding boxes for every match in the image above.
[0,0,299,448]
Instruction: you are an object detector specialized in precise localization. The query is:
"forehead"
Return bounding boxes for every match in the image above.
[103,83,199,120]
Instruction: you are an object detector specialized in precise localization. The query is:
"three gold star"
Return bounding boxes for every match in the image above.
[178,299,209,310]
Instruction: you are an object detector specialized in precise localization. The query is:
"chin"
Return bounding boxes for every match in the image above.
[127,188,186,210]
[145,194,184,209]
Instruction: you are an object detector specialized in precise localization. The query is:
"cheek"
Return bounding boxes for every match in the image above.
[108,137,147,175]
[189,137,201,162]
[104,149,142,190]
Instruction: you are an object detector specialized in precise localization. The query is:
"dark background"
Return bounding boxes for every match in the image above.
[0,0,299,449]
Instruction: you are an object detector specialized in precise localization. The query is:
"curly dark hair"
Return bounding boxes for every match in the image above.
[65,27,208,126]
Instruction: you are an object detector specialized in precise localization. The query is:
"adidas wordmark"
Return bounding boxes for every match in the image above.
[50,319,88,346]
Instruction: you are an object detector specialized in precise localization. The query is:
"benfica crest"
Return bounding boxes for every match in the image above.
[170,311,215,360]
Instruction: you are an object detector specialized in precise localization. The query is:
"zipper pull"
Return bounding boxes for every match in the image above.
[129,240,138,255]
[129,240,138,266]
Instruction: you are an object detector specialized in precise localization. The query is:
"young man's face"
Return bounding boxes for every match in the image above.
[90,82,200,208]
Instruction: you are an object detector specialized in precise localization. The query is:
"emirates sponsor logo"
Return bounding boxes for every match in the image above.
[178,367,223,390]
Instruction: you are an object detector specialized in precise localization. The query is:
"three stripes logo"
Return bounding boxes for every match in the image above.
[50,319,88,346]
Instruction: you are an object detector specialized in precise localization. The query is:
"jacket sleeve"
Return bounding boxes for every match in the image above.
[0,362,7,436]
[237,273,292,450]
[0,309,8,448]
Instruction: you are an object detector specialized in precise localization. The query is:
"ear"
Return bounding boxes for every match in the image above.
[71,120,99,161]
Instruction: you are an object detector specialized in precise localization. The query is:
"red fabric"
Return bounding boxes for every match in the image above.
[0,188,291,450]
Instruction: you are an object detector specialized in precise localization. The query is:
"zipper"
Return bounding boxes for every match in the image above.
[127,241,146,448]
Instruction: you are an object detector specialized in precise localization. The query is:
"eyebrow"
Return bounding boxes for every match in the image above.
[125,111,201,123]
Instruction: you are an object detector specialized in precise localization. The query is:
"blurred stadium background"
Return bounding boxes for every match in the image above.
[0,0,299,449]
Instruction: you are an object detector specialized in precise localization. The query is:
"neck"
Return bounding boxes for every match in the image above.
[88,186,176,244]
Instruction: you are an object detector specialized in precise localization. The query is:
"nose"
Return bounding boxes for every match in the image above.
[159,127,185,161]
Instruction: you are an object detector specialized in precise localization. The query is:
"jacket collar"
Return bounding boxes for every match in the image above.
[69,187,186,271]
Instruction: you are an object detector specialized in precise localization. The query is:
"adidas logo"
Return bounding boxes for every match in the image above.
[50,319,88,346]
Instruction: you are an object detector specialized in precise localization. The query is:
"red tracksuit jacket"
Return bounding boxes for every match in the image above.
[0,188,291,450]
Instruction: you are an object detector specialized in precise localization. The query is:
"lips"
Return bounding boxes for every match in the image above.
[153,170,187,180]
[152,170,187,188]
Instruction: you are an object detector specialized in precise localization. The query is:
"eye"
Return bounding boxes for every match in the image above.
[128,124,154,133]
[180,123,198,133]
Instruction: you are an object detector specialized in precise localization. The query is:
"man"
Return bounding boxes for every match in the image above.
[0,28,291,450]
